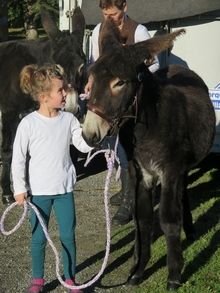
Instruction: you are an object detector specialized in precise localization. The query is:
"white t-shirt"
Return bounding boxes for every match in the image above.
[90,22,159,73]
[11,111,92,196]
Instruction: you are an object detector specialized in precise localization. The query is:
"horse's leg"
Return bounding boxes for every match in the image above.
[128,165,153,285]
[182,172,195,240]
[160,173,184,290]
[1,111,19,204]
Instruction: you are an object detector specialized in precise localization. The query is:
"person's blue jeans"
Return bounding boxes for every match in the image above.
[30,192,76,279]
[101,136,128,169]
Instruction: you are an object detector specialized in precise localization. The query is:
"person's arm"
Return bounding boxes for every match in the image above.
[89,23,101,64]
[11,119,29,204]
[84,24,101,95]
[84,74,94,96]
[135,24,160,73]
[71,115,93,153]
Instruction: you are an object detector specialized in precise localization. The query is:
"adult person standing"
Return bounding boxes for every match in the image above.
[85,0,159,225]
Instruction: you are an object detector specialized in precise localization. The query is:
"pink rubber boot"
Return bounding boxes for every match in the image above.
[65,278,83,293]
[27,278,44,293]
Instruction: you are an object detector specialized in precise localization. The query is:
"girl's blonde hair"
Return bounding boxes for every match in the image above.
[20,63,67,101]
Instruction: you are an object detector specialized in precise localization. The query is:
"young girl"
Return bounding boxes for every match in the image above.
[11,63,92,293]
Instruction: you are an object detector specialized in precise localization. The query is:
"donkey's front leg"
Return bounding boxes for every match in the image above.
[129,179,153,285]
[160,174,184,290]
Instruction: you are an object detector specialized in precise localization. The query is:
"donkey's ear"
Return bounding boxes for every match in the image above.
[130,29,185,66]
[40,7,61,39]
[99,18,123,55]
[71,7,86,46]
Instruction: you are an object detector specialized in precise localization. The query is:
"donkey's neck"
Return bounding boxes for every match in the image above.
[137,69,159,130]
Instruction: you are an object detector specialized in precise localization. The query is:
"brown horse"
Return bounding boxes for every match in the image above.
[82,19,216,290]
[0,7,86,204]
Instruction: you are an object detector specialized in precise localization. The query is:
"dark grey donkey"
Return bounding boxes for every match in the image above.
[82,18,216,290]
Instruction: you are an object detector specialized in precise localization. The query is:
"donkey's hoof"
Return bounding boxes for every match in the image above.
[128,274,143,286]
[167,280,181,290]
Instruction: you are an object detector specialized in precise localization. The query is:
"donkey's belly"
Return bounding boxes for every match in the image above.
[135,153,162,189]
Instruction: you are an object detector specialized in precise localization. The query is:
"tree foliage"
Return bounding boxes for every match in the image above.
[8,0,59,28]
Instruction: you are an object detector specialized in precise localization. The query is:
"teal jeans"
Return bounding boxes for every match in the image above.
[30,192,76,279]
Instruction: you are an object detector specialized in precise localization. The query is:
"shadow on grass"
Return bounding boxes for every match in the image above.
[188,168,220,208]
[182,199,220,283]
[187,155,217,185]
[43,279,61,292]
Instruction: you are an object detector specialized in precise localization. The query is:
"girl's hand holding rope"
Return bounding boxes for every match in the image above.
[14,192,27,205]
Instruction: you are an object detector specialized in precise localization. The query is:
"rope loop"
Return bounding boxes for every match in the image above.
[0,201,28,236]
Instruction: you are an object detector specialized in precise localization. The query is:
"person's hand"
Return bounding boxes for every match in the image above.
[84,75,94,97]
[14,193,27,206]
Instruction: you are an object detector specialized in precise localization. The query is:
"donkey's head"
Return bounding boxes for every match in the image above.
[82,19,185,146]
[41,6,86,113]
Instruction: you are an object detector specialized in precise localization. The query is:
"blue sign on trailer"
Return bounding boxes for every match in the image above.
[210,86,220,110]
[210,83,220,153]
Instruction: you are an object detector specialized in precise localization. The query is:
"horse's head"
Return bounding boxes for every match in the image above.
[41,7,86,114]
[82,18,185,146]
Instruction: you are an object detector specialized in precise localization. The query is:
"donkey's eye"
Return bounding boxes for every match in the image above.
[114,80,126,87]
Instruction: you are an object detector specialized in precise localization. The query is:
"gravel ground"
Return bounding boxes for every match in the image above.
[0,153,137,293]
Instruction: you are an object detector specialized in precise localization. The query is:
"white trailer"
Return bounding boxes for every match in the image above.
[59,0,82,31]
